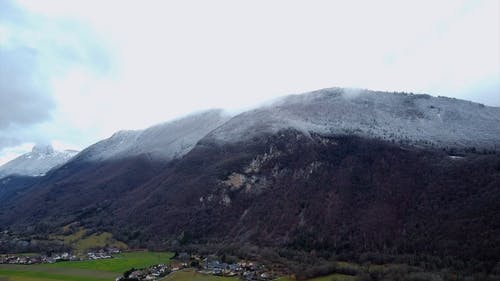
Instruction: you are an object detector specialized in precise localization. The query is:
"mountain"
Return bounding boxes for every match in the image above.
[0,144,78,178]
[105,88,500,257]
[0,88,499,267]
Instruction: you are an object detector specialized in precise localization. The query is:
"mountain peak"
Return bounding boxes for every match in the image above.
[0,145,77,178]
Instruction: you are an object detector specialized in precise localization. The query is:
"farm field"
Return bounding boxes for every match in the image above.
[0,251,174,281]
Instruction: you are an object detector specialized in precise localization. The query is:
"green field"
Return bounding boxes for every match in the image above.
[0,251,174,281]
[51,228,128,253]
[0,266,114,281]
[49,251,174,273]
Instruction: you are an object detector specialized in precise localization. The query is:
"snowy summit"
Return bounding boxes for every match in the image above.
[0,144,78,178]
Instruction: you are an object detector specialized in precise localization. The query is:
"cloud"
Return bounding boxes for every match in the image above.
[0,1,55,153]
[0,46,55,129]
[1,0,498,164]
[0,0,113,153]
[0,142,34,166]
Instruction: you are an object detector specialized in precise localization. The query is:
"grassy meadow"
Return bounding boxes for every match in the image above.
[50,228,128,253]
[0,251,174,281]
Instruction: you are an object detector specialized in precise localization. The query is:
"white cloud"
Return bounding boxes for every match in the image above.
[0,142,34,165]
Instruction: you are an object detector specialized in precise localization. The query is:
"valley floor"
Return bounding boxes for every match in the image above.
[2,250,499,281]
[0,266,238,281]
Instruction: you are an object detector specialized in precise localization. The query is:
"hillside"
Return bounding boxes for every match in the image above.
[0,88,499,270]
[0,109,230,227]
[110,131,500,261]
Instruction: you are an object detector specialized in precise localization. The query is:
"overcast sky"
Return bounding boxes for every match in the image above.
[0,0,499,164]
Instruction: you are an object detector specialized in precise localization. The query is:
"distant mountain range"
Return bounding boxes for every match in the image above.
[0,88,499,265]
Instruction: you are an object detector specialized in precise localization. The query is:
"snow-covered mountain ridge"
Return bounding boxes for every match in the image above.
[2,88,498,179]
[73,109,231,163]
[0,145,78,178]
[207,88,500,150]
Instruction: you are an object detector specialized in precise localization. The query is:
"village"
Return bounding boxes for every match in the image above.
[0,247,121,265]
[116,253,277,281]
